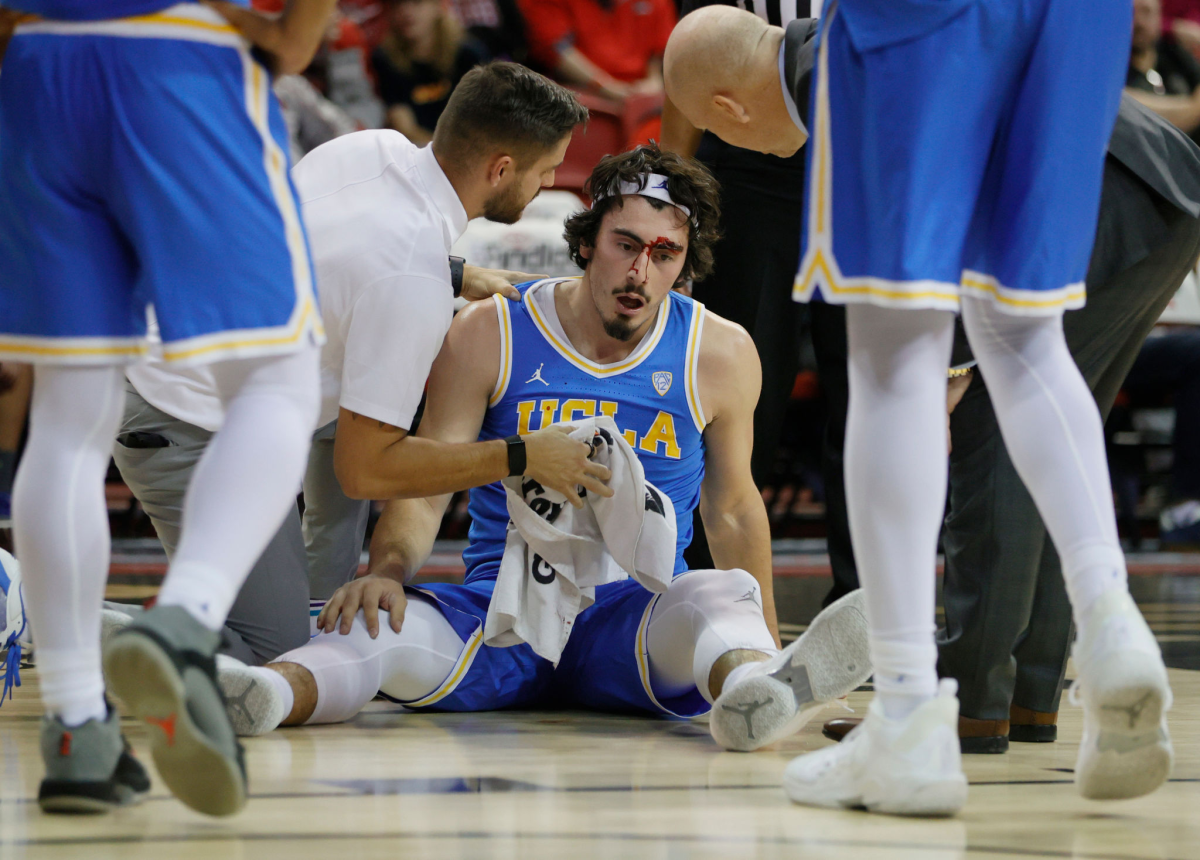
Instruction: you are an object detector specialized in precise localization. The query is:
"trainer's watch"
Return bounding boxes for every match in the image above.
[449,255,465,298]
[505,434,526,477]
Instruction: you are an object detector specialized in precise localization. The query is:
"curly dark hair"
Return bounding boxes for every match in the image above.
[563,144,721,284]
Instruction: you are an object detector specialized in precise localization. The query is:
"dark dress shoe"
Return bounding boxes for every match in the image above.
[821,714,1010,753]
[1009,704,1057,743]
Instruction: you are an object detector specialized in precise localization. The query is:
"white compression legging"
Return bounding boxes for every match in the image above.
[14,348,320,725]
[844,300,1126,711]
[279,568,779,725]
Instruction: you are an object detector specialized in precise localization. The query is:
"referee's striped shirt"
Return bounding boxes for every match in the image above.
[693,0,821,27]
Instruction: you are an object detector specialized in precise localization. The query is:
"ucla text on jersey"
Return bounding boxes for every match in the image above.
[462,278,708,583]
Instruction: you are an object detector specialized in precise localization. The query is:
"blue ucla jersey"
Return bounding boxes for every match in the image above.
[17,1,247,21]
[461,278,708,583]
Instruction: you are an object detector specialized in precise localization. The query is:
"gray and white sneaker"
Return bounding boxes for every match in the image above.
[103,605,247,817]
[216,655,287,737]
[710,589,871,751]
[38,705,151,814]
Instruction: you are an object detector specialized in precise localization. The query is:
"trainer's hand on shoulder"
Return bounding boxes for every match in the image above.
[316,574,408,639]
[523,426,613,509]
[461,265,546,302]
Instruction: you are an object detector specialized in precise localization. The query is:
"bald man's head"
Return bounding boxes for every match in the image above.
[665,7,807,157]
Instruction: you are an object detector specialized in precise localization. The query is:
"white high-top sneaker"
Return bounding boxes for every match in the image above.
[783,678,968,817]
[216,655,288,737]
[710,589,872,751]
[1071,589,1173,800]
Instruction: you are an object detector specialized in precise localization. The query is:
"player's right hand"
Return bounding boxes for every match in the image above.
[317,574,408,639]
[523,426,614,509]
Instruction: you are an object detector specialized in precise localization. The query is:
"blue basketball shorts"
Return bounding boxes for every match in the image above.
[0,4,323,365]
[794,0,1132,316]
[389,576,710,718]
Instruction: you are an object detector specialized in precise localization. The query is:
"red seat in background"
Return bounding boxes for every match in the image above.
[554,91,664,196]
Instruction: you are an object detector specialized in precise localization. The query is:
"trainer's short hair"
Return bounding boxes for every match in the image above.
[563,144,722,284]
[433,62,588,167]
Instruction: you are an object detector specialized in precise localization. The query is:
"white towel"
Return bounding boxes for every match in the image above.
[483,416,677,664]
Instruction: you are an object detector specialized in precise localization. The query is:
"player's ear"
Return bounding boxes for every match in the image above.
[579,241,594,261]
[487,153,516,187]
[712,94,750,125]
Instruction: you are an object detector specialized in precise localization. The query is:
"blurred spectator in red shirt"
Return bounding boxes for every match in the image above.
[519,0,675,104]
[1162,0,1200,57]
[371,0,489,144]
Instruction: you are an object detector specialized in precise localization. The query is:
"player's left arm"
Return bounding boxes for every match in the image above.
[695,312,780,646]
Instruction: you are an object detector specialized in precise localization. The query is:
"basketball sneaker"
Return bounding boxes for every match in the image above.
[216,655,288,736]
[782,678,968,816]
[103,605,247,817]
[38,704,151,813]
[1070,589,1173,800]
[709,589,871,751]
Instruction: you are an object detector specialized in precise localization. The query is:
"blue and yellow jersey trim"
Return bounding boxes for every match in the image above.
[524,278,671,379]
[3,2,324,367]
[16,4,243,46]
[792,4,1086,317]
[634,588,712,719]
[390,589,485,709]
[489,294,514,407]
[683,301,707,434]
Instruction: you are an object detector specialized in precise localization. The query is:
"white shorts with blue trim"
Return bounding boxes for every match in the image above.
[0,4,323,365]
[794,0,1131,316]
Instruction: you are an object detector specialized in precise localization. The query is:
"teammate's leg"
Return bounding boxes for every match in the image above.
[218,592,465,734]
[103,347,320,817]
[11,365,151,811]
[961,297,1172,799]
[843,304,955,716]
[783,304,968,815]
[14,366,125,728]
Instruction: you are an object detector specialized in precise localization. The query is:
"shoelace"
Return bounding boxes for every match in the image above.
[1,585,27,706]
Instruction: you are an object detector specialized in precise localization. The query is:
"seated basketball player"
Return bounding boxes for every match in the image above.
[217,145,871,750]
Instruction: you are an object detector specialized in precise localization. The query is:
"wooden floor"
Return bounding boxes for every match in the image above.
[2,567,1199,859]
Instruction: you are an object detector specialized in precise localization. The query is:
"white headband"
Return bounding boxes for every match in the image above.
[597,172,693,221]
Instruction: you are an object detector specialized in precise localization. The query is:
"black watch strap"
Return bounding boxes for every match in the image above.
[449,255,465,298]
[505,434,526,477]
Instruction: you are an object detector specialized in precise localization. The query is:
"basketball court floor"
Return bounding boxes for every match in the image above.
[2,548,1197,860]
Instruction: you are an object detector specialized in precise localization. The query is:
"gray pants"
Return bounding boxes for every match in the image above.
[303,420,371,601]
[938,161,1200,719]
[113,383,368,664]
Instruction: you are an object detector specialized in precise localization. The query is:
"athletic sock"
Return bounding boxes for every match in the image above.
[1060,542,1128,635]
[255,665,296,718]
[722,660,764,691]
[37,648,107,727]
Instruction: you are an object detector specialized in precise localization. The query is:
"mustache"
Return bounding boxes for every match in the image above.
[612,286,650,301]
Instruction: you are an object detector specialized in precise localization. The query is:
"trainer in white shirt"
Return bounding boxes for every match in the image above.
[125,63,610,602]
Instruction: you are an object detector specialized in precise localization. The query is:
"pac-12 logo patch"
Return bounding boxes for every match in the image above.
[652,371,672,396]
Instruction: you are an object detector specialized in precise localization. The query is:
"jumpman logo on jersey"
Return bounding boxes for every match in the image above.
[721,697,774,740]
[735,586,758,604]
[525,363,550,386]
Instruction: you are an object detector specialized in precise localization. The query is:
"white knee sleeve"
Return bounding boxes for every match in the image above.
[275,592,465,725]
[646,569,779,704]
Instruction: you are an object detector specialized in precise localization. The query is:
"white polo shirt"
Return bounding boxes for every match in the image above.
[128,131,469,432]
